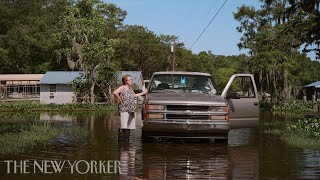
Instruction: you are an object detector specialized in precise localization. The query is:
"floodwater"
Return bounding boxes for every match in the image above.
[0,111,319,180]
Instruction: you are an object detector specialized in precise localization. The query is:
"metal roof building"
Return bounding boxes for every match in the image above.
[39,71,84,104]
[304,81,320,88]
[39,71,84,84]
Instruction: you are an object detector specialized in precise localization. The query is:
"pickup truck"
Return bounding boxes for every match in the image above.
[141,71,259,141]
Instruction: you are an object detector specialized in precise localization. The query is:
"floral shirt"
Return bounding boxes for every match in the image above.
[119,86,136,112]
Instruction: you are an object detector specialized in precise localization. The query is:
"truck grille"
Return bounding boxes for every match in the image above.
[166,105,209,111]
[166,114,209,120]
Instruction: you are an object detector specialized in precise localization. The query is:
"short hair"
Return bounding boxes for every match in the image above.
[122,75,131,85]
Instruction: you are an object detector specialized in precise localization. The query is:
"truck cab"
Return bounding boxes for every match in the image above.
[142,71,259,141]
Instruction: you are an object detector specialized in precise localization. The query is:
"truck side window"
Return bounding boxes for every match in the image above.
[227,77,255,98]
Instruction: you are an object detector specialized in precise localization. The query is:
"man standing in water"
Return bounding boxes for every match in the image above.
[113,75,147,141]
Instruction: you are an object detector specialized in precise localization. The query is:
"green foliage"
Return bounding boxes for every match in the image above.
[0,101,116,111]
[281,132,320,149]
[0,112,40,134]
[282,116,320,149]
[282,0,320,58]
[273,100,315,113]
[0,122,88,155]
[0,123,59,155]
[0,0,319,104]
[0,0,69,73]
[0,110,90,155]
[113,25,171,79]
[55,0,127,103]
[287,116,320,137]
[263,113,320,149]
[234,1,320,103]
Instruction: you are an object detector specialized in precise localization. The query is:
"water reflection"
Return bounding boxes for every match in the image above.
[118,142,136,180]
[141,142,229,179]
[0,111,319,179]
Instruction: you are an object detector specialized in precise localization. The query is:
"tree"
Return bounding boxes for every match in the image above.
[112,25,169,79]
[55,0,126,103]
[235,2,300,103]
[234,0,320,104]
[281,0,320,59]
[0,0,69,73]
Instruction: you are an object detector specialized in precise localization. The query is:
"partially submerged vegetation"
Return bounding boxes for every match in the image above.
[0,101,116,112]
[273,100,317,114]
[0,112,88,155]
[263,115,320,149]
[260,99,319,114]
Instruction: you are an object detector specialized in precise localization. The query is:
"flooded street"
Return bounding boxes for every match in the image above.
[0,111,319,180]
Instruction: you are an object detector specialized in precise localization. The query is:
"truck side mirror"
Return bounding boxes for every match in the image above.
[226,92,241,99]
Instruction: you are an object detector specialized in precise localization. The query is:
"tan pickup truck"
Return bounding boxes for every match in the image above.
[142,71,259,142]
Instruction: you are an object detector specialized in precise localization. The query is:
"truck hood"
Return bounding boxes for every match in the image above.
[145,93,226,106]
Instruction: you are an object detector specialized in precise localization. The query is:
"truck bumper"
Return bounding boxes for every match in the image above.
[142,119,230,139]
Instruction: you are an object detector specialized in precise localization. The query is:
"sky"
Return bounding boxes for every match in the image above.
[105,0,316,59]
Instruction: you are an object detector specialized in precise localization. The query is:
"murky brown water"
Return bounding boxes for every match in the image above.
[0,111,319,179]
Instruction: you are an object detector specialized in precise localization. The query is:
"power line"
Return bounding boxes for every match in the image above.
[189,0,228,49]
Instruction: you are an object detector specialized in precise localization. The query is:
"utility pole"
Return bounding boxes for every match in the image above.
[171,40,176,71]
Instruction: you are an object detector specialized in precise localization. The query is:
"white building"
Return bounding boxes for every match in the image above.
[39,71,83,104]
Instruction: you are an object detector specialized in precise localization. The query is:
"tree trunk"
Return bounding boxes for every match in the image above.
[108,84,116,105]
[90,82,95,104]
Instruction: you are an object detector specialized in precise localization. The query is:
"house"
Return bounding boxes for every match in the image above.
[0,74,44,99]
[304,81,320,102]
[39,71,83,104]
[39,70,144,104]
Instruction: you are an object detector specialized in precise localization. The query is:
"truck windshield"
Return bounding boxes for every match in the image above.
[149,74,217,94]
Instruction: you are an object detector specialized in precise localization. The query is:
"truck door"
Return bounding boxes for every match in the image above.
[221,74,259,129]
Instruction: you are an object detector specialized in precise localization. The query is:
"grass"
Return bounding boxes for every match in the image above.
[281,132,320,149]
[0,115,89,155]
[0,100,116,112]
[263,115,320,149]
[0,123,59,155]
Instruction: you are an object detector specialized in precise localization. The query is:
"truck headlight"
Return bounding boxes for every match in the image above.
[145,104,165,110]
[209,106,226,112]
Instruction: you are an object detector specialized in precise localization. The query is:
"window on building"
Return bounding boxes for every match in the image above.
[49,84,56,99]
[49,84,56,92]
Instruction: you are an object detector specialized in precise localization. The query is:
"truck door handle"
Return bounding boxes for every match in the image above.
[253,102,259,106]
